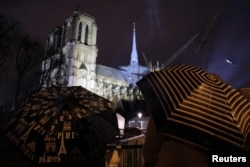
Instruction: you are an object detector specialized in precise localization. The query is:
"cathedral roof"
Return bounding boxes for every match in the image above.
[96,64,128,83]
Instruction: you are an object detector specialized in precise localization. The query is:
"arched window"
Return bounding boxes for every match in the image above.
[84,25,89,45]
[66,22,71,42]
[78,22,82,42]
[62,24,66,44]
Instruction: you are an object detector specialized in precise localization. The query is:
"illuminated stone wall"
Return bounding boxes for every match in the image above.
[42,9,145,103]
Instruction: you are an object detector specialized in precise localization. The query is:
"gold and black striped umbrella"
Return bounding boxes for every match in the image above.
[137,64,250,150]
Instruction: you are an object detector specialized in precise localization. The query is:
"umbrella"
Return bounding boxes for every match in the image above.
[4,85,119,166]
[137,64,250,150]
[240,87,250,100]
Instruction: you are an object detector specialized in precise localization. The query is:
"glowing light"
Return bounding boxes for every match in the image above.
[146,0,163,37]
[225,59,237,67]
[137,112,142,118]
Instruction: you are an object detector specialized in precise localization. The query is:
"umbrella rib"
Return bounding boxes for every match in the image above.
[146,74,172,116]
[174,106,242,136]
[178,101,241,132]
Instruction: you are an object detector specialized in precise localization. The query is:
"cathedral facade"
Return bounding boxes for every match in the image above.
[42,9,148,104]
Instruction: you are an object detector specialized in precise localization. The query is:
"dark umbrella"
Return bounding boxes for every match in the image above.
[4,85,119,166]
[137,64,250,150]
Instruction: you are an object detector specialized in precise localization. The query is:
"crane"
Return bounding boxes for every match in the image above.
[163,33,199,67]
[142,32,199,71]
[194,0,227,54]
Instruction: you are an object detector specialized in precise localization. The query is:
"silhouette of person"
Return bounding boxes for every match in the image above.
[143,116,208,167]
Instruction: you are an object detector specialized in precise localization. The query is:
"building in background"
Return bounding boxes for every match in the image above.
[42,8,148,104]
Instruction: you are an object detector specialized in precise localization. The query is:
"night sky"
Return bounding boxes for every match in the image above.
[1,0,250,89]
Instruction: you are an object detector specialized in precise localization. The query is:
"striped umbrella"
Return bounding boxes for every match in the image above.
[137,64,250,150]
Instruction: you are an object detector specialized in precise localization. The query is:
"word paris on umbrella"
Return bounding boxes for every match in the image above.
[5,85,119,166]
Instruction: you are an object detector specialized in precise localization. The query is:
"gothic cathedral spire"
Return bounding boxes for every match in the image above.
[119,23,148,86]
[130,23,139,67]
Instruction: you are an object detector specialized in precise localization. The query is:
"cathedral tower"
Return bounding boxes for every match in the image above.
[62,9,98,91]
[43,8,98,92]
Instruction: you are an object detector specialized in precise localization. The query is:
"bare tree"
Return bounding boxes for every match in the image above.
[0,15,63,110]
[12,36,44,110]
[0,15,21,67]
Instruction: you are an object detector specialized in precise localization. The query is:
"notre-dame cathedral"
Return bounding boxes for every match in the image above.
[42,8,149,104]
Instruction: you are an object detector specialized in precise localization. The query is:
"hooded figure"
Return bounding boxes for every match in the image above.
[143,116,208,167]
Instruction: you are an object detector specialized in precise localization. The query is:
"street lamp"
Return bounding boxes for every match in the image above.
[137,112,142,129]
[137,112,142,119]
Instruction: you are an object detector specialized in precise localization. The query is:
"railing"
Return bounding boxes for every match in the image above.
[105,135,145,167]
[106,144,144,167]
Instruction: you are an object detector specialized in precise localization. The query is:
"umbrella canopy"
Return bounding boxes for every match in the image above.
[240,87,250,100]
[4,85,119,166]
[137,64,250,150]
